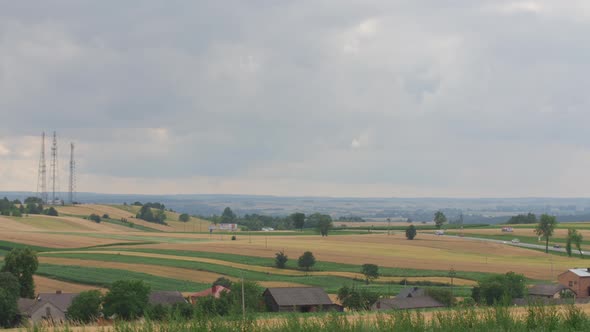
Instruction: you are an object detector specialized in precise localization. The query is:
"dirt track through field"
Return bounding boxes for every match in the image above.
[41,251,476,286]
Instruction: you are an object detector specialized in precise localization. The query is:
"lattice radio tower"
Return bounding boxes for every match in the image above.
[68,142,76,205]
[50,131,60,205]
[36,132,48,203]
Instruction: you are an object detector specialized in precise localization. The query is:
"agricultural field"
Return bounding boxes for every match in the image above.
[1,205,587,301]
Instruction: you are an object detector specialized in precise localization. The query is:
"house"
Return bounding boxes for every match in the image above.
[528,284,569,299]
[372,296,445,310]
[189,285,230,304]
[501,227,513,232]
[148,291,187,306]
[396,287,425,298]
[558,268,590,297]
[18,291,79,324]
[263,287,339,312]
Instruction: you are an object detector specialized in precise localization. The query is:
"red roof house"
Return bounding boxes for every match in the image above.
[189,285,230,304]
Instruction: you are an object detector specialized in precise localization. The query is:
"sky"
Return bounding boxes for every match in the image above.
[1,0,590,197]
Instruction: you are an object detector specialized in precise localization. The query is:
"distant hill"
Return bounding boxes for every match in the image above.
[2,192,590,223]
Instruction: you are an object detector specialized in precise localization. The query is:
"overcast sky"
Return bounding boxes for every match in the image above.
[1,1,590,197]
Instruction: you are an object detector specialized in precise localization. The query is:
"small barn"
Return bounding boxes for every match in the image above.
[263,287,338,312]
[528,284,569,299]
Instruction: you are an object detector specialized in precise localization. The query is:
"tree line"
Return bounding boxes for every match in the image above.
[0,197,58,218]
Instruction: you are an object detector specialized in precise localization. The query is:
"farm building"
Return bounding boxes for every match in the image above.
[263,287,340,312]
[18,291,78,324]
[189,285,230,304]
[527,284,569,299]
[372,296,445,310]
[396,287,425,298]
[149,291,187,305]
[558,268,590,298]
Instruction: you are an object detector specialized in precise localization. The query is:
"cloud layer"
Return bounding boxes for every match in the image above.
[2,1,590,197]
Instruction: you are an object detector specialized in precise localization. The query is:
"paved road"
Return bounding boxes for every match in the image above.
[444,234,571,254]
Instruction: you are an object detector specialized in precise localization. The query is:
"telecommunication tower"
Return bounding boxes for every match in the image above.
[68,143,76,205]
[50,132,59,204]
[36,132,48,203]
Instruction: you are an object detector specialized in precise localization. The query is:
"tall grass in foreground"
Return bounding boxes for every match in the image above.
[25,304,590,332]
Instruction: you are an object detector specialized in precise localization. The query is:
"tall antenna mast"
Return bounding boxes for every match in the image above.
[69,142,75,205]
[36,132,48,203]
[50,131,59,204]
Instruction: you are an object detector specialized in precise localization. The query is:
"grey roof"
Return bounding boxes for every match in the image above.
[149,291,187,305]
[396,287,425,298]
[528,284,567,296]
[264,287,333,306]
[373,296,445,310]
[36,293,78,312]
[568,269,590,277]
[17,298,37,315]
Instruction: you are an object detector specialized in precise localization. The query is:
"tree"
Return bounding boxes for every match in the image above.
[361,264,379,284]
[89,214,101,223]
[154,209,167,224]
[337,285,380,310]
[226,280,264,314]
[568,228,584,257]
[535,214,557,254]
[221,207,236,223]
[298,251,316,271]
[425,288,454,306]
[0,273,19,328]
[307,213,333,236]
[1,248,38,298]
[102,280,151,320]
[179,213,191,222]
[275,251,288,269]
[44,206,59,216]
[102,214,110,219]
[67,290,102,323]
[405,224,417,240]
[291,213,305,231]
[434,211,447,229]
[471,272,525,305]
[213,277,233,289]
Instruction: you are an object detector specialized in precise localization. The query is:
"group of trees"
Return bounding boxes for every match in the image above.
[0,197,59,217]
[507,213,538,224]
[0,248,39,327]
[472,272,526,305]
[136,204,167,225]
[194,278,264,316]
[208,208,335,236]
[273,250,317,271]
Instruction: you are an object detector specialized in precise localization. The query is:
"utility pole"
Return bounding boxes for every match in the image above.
[241,272,245,320]
[387,217,391,235]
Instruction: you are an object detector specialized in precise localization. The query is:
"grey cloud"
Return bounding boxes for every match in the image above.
[1,1,590,196]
